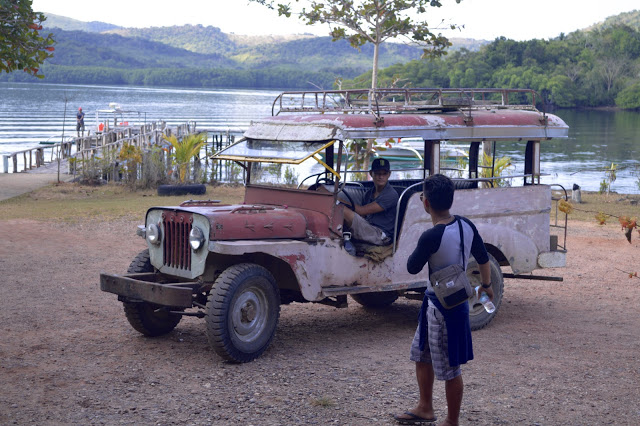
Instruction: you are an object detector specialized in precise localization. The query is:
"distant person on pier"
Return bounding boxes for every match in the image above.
[76,107,85,137]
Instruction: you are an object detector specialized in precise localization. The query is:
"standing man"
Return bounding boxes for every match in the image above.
[342,157,398,246]
[395,174,493,425]
[76,107,85,137]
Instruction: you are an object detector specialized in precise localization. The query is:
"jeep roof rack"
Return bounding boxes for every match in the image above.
[272,88,541,116]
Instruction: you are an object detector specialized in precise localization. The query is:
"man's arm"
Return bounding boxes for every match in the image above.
[463,217,494,301]
[353,201,383,217]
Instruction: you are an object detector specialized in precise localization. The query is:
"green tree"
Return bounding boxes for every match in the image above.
[163,133,207,183]
[250,0,462,89]
[616,82,640,109]
[0,0,55,78]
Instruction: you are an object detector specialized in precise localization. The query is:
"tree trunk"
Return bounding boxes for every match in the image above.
[371,42,380,89]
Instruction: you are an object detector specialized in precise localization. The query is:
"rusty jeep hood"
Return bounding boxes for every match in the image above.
[148,203,327,240]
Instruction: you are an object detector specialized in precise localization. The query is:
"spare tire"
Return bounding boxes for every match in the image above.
[157,184,206,196]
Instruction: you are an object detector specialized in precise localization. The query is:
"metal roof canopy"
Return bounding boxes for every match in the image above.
[244,108,569,142]
[256,88,570,142]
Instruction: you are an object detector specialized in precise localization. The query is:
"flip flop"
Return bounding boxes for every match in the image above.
[393,411,437,425]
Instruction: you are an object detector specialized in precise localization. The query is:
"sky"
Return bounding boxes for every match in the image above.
[32,0,639,41]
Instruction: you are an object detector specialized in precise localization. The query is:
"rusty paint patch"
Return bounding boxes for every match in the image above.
[282,254,306,267]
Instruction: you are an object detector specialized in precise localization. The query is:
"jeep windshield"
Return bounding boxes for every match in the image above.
[213,137,343,186]
[215,139,333,164]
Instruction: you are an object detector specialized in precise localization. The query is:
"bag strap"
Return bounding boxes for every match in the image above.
[456,215,466,270]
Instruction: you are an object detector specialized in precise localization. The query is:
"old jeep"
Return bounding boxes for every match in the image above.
[101,88,569,362]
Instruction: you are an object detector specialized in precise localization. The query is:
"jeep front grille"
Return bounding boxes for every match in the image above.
[162,211,192,271]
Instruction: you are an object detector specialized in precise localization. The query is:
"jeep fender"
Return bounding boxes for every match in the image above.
[474,223,538,275]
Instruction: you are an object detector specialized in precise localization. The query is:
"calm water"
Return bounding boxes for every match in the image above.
[1,82,639,193]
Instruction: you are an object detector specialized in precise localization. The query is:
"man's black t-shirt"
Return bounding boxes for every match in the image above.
[407,216,489,282]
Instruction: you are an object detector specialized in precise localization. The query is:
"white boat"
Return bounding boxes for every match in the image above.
[93,103,147,133]
[373,137,468,163]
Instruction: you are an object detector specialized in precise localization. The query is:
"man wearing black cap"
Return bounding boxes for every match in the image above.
[342,157,398,246]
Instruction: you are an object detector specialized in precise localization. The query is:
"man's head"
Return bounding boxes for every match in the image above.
[422,174,455,212]
[369,158,391,187]
[78,107,82,111]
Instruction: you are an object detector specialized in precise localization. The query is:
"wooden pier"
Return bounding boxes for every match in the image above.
[2,121,196,175]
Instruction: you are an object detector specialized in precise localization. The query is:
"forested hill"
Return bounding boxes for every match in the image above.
[39,14,431,72]
[586,9,640,32]
[41,13,122,33]
[4,11,640,107]
[46,29,237,69]
[1,14,436,89]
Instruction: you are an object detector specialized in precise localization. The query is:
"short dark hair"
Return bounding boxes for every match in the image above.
[423,174,454,211]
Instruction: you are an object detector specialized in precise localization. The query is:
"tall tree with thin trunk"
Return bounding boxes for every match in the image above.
[251,0,462,89]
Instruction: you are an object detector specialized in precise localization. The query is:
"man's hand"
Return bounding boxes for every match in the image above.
[478,261,494,301]
[480,285,494,301]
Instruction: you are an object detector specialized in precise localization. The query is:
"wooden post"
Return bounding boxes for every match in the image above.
[36,148,44,167]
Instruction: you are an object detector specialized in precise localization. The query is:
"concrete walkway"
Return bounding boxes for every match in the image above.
[0,157,75,202]
[0,172,73,202]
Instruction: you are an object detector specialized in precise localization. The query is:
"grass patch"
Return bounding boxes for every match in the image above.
[559,191,640,223]
[0,182,246,222]
[1,183,636,226]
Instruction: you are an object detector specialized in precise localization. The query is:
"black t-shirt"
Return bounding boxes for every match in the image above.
[362,182,398,239]
[407,216,489,284]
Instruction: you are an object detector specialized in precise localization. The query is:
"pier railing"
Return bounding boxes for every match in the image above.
[72,121,197,178]
[3,139,75,174]
[2,121,196,174]
[2,121,247,185]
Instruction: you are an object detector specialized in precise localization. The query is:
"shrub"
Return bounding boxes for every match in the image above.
[163,132,207,183]
[615,82,640,109]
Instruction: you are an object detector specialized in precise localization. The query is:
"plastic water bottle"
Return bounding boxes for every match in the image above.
[344,232,356,256]
[475,286,496,313]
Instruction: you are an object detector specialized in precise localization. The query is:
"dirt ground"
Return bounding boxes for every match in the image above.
[1,216,640,425]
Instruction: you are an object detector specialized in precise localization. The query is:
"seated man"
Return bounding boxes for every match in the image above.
[342,158,398,246]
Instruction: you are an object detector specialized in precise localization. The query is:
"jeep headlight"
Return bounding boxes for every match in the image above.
[189,226,205,251]
[146,223,161,245]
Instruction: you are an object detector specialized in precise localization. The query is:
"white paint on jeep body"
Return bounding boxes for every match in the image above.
[206,184,557,301]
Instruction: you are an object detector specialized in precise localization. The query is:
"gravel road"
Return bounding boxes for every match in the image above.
[1,217,639,425]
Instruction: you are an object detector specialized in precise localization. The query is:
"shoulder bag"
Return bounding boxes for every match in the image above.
[430,216,474,309]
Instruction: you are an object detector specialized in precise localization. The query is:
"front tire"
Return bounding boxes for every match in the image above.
[205,263,280,363]
[121,249,182,337]
[467,253,503,331]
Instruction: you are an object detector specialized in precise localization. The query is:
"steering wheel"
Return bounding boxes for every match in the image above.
[338,183,356,211]
[315,176,335,186]
[305,176,336,191]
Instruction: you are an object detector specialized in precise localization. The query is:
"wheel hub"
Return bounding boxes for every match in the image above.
[241,302,257,323]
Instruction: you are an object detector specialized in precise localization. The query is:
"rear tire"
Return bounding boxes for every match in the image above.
[205,263,280,363]
[467,253,503,331]
[351,291,399,308]
[121,249,182,337]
